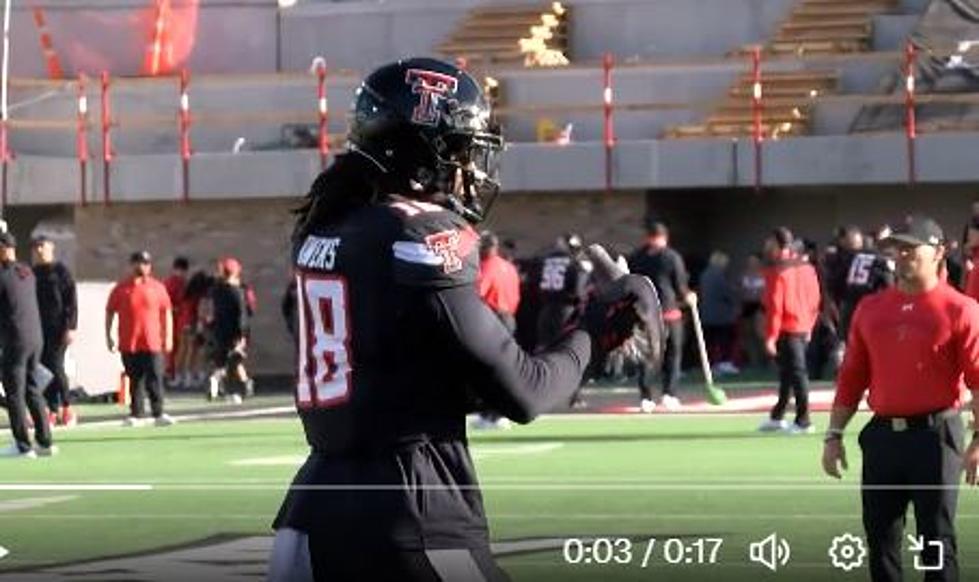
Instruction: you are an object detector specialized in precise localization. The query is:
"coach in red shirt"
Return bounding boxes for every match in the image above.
[477,231,520,333]
[758,227,821,434]
[106,251,175,427]
[823,216,979,582]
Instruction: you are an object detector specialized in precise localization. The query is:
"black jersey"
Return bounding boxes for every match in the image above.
[533,250,590,348]
[0,261,43,349]
[538,250,590,306]
[32,262,77,336]
[627,246,689,314]
[275,196,591,549]
[827,249,894,337]
[827,250,893,306]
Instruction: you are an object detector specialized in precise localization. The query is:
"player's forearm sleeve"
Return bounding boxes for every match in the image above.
[435,285,591,423]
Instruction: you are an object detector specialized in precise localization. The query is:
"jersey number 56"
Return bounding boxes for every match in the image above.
[296,273,352,408]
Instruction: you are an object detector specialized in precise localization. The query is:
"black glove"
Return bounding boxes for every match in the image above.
[582,273,664,361]
[569,245,666,371]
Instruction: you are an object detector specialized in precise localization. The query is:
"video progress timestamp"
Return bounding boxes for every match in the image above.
[562,537,724,567]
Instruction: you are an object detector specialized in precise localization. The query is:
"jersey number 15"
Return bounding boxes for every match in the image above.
[296,273,353,408]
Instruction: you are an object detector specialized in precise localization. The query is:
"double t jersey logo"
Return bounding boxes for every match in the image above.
[405,69,458,126]
[424,229,463,274]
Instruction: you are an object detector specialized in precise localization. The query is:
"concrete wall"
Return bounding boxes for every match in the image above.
[483,190,647,258]
[569,0,795,61]
[73,198,298,375]
[7,131,979,204]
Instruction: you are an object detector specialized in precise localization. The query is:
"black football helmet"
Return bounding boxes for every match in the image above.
[347,57,504,223]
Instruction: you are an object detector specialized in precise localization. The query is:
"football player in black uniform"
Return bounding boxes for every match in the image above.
[267,58,663,582]
[826,225,894,345]
[535,233,591,348]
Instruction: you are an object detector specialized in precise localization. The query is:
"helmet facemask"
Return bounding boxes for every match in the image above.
[430,103,504,223]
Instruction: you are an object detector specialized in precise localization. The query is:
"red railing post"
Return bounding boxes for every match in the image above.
[179,69,191,203]
[751,45,763,192]
[100,71,113,205]
[76,74,89,206]
[904,42,917,186]
[602,52,615,195]
[316,61,329,170]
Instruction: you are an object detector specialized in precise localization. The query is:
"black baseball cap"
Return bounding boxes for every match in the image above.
[130,250,152,264]
[31,234,51,245]
[0,232,15,248]
[884,215,945,247]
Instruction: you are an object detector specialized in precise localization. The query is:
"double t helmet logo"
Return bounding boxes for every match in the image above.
[405,69,459,126]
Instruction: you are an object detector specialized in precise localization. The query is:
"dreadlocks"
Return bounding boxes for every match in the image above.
[292,153,386,245]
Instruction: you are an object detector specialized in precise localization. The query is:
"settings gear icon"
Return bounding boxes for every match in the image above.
[829,533,867,572]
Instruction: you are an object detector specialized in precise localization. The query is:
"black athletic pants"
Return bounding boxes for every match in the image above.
[639,318,683,399]
[41,331,70,411]
[309,538,510,582]
[122,352,166,418]
[860,414,964,582]
[3,344,51,452]
[769,332,810,426]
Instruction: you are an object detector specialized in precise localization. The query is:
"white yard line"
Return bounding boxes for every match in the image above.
[0,484,152,491]
[0,495,77,512]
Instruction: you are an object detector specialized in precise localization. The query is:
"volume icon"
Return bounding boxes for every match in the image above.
[749,533,791,572]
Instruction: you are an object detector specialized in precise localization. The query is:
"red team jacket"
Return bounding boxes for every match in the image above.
[478,254,521,316]
[763,258,821,343]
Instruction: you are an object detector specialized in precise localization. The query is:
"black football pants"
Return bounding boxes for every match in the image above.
[122,352,166,418]
[769,332,810,426]
[639,318,683,399]
[41,332,70,411]
[3,344,51,452]
[860,415,963,582]
[268,527,510,582]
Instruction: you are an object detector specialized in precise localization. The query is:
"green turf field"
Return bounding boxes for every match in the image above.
[0,408,975,581]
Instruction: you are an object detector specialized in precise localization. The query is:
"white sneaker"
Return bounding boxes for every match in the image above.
[122,416,146,428]
[717,362,741,375]
[35,444,59,457]
[226,394,243,405]
[470,415,511,430]
[154,414,176,427]
[786,423,815,435]
[207,375,222,401]
[659,395,682,411]
[758,418,789,432]
[639,398,656,414]
[0,443,37,458]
